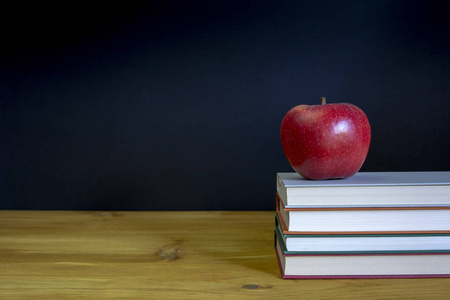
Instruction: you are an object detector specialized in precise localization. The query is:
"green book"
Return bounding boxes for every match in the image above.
[275,214,450,254]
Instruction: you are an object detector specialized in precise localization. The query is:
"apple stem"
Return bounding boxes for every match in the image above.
[321,97,326,105]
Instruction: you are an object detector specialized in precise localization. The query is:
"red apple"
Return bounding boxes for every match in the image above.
[280,97,371,180]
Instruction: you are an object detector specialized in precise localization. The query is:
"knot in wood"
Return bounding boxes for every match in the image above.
[242,284,261,290]
[157,243,182,261]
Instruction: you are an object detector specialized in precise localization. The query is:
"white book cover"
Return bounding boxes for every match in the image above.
[277,171,450,208]
[278,171,450,187]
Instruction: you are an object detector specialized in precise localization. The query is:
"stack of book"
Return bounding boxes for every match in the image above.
[275,171,450,279]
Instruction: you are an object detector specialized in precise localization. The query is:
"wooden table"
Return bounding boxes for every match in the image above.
[1,211,449,299]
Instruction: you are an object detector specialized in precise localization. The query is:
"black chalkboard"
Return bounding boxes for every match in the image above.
[1,1,449,210]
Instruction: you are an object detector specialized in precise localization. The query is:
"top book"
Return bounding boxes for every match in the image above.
[277,172,450,208]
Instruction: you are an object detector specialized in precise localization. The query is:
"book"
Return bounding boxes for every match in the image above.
[275,215,450,254]
[275,238,450,279]
[277,172,450,208]
[276,194,450,234]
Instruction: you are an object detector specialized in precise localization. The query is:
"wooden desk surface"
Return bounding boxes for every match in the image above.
[1,210,449,299]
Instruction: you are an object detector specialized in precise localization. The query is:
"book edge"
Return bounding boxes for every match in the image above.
[274,239,450,279]
[277,171,450,187]
[276,196,450,235]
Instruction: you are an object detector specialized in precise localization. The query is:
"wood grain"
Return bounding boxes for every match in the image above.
[0,210,449,299]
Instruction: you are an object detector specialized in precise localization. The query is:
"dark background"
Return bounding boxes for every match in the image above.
[1,1,449,210]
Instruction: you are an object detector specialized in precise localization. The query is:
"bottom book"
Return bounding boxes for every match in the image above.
[275,238,450,279]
